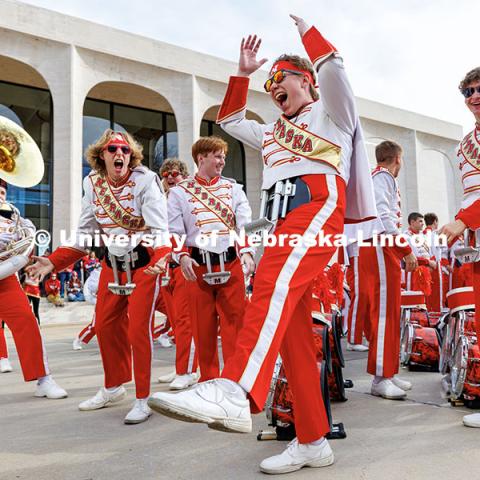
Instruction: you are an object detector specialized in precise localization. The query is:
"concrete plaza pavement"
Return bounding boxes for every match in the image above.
[0,307,479,480]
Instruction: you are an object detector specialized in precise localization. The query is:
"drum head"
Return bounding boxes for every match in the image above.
[400,323,414,365]
[451,336,469,398]
[439,320,453,375]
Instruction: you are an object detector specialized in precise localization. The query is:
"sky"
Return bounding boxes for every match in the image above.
[19,0,480,133]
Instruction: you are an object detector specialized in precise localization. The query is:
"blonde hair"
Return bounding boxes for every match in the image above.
[85,129,143,175]
[159,158,189,177]
[273,54,319,101]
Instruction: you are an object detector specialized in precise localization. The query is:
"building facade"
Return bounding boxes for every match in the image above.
[0,0,463,248]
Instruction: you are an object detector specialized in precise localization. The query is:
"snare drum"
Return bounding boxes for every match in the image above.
[401,323,440,370]
[446,287,475,314]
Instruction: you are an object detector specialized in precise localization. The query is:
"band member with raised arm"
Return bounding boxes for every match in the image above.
[439,66,480,429]
[162,138,254,383]
[0,178,67,397]
[27,130,170,425]
[355,141,416,400]
[148,15,378,474]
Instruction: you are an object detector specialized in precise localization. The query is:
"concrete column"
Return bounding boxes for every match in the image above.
[43,45,84,248]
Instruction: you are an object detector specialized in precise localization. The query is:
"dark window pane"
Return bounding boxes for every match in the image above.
[0,81,52,236]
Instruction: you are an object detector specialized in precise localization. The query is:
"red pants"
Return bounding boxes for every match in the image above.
[426,265,442,312]
[473,262,480,340]
[189,258,245,381]
[221,175,345,443]
[0,324,8,358]
[78,316,96,344]
[162,267,197,375]
[358,245,401,378]
[94,259,160,399]
[0,275,49,381]
[346,257,367,344]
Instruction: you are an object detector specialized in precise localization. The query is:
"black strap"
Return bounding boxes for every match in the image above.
[190,246,237,266]
[104,244,151,272]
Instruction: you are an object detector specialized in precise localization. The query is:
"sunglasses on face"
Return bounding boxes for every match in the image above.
[105,144,131,154]
[264,69,304,93]
[461,86,480,99]
[161,170,180,178]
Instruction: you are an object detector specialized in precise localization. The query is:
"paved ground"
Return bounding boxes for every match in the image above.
[1,312,479,480]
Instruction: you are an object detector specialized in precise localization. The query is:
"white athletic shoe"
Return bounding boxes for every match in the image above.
[158,371,177,383]
[463,413,480,428]
[157,333,173,348]
[72,338,83,351]
[0,357,12,373]
[148,379,252,433]
[34,377,68,399]
[392,376,412,391]
[78,386,126,411]
[346,343,369,352]
[371,378,407,400]
[124,399,152,424]
[169,373,199,391]
[260,438,334,474]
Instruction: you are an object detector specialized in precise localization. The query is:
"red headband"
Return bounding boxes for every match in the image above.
[270,61,316,87]
[105,133,129,147]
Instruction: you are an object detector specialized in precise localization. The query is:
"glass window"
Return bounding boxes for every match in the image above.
[0,81,52,233]
[82,99,178,180]
[201,119,246,187]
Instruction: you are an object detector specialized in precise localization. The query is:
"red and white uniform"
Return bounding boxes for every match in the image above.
[423,227,447,311]
[168,174,252,381]
[76,267,101,345]
[215,26,378,443]
[0,212,49,380]
[404,228,433,294]
[161,265,197,375]
[453,125,480,340]
[49,166,169,399]
[356,167,411,377]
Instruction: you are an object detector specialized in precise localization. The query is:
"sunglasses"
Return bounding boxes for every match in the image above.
[461,86,480,98]
[161,170,180,178]
[105,144,131,154]
[264,69,303,93]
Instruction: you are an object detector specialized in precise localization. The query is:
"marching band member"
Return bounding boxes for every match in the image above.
[404,212,435,295]
[158,158,199,390]
[27,130,170,424]
[423,212,447,311]
[161,137,254,382]
[440,66,480,428]
[356,141,416,399]
[0,322,12,373]
[149,15,379,474]
[0,179,67,397]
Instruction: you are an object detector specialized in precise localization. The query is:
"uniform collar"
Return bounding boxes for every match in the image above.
[195,174,220,186]
[107,170,132,188]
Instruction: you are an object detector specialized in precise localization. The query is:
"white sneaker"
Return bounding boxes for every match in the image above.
[148,379,252,433]
[260,438,334,474]
[169,373,199,391]
[347,343,369,352]
[157,333,173,348]
[0,357,12,373]
[124,399,152,424]
[392,376,412,391]
[78,386,126,411]
[371,378,407,400]
[158,371,177,383]
[463,413,480,428]
[72,338,83,351]
[34,377,68,399]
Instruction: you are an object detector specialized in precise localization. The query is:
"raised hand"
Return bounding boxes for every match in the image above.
[289,14,310,37]
[237,35,268,77]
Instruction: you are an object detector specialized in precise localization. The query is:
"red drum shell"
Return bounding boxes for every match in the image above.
[409,326,440,367]
[464,343,480,398]
[446,287,475,314]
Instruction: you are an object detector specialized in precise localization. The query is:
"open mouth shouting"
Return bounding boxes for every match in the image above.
[274,91,288,110]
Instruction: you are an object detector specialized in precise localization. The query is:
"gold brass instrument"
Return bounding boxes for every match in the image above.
[0,115,45,279]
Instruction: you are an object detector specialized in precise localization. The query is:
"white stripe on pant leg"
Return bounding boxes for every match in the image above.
[79,314,95,342]
[375,245,388,377]
[406,271,411,290]
[187,338,195,374]
[349,256,360,343]
[239,176,338,392]
[438,266,443,308]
